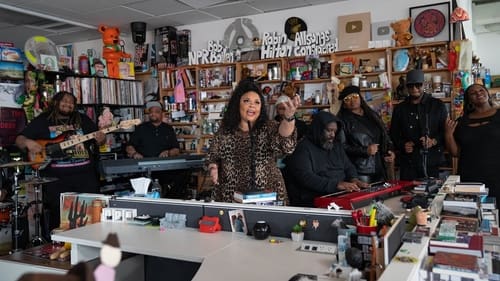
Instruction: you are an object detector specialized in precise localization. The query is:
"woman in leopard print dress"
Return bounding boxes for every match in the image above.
[207,79,300,204]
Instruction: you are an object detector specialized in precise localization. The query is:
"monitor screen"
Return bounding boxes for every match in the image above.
[383,215,407,266]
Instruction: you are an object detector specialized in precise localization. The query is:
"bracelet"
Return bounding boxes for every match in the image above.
[283,116,295,122]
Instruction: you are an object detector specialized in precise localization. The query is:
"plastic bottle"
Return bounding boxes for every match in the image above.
[484,68,491,89]
[55,75,61,92]
[78,54,89,75]
[151,179,161,199]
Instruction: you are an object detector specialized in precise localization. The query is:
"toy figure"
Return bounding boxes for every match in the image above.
[94,233,122,281]
[98,25,131,79]
[390,18,413,47]
[346,247,364,281]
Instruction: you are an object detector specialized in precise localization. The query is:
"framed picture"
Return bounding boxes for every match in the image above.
[409,2,450,44]
[339,62,354,76]
[40,54,59,71]
[228,209,247,234]
[338,12,371,51]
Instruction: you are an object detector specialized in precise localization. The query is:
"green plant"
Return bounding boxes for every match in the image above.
[292,224,303,233]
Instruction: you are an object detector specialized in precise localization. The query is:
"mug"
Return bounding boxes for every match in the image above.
[351,76,360,87]
[378,58,386,71]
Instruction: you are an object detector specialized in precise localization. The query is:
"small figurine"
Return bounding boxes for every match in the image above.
[99,25,131,79]
[395,76,408,100]
[94,233,122,281]
[346,247,364,281]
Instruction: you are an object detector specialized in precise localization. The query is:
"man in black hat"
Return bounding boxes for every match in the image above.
[389,69,448,180]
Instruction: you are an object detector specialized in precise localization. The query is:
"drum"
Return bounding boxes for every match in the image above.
[0,202,12,224]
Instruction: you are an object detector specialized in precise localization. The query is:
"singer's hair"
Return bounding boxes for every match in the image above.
[221,78,268,133]
[463,84,493,115]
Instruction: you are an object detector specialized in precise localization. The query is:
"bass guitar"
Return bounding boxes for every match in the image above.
[28,119,141,169]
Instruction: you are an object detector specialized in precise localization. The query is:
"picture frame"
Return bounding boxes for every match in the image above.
[40,54,59,71]
[409,2,450,44]
[228,209,247,234]
[339,62,354,76]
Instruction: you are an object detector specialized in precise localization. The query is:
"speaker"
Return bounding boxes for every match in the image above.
[131,22,147,44]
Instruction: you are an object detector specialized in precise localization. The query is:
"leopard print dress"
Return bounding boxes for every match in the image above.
[207,120,297,204]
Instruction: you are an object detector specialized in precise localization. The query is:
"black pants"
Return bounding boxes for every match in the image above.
[41,166,99,240]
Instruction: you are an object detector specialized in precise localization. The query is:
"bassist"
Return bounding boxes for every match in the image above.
[15,91,105,240]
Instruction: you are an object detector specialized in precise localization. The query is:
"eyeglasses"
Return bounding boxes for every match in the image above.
[343,93,360,102]
[406,83,423,89]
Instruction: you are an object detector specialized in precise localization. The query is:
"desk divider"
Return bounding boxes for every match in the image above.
[110,198,354,243]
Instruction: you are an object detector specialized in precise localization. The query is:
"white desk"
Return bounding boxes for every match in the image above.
[52,222,337,281]
[52,222,242,265]
[193,238,335,281]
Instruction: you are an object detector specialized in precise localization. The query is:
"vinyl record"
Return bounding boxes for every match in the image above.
[285,17,307,41]
[24,36,59,68]
[414,9,446,38]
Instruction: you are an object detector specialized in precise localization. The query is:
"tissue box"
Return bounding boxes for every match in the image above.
[160,212,187,230]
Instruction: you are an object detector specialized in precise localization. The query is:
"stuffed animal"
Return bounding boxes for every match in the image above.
[326,76,342,114]
[98,25,131,78]
[390,18,413,47]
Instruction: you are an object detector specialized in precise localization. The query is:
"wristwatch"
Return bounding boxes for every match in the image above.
[283,116,295,122]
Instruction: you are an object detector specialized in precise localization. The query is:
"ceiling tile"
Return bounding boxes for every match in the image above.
[158,10,220,25]
[201,3,261,19]
[247,0,309,12]
[48,29,102,45]
[125,0,193,16]
[145,16,183,29]
[84,6,154,28]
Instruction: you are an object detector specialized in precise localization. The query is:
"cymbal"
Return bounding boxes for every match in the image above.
[0,161,43,168]
[20,177,59,185]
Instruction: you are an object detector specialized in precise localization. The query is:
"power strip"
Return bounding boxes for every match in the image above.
[298,242,337,255]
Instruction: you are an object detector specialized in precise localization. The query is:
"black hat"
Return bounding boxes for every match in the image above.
[102,232,120,248]
[339,85,361,100]
[406,69,424,84]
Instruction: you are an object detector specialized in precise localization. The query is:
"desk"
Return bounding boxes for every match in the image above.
[193,238,335,281]
[52,222,337,281]
[52,222,242,265]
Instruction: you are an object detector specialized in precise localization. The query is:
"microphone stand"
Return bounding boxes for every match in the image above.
[248,121,257,192]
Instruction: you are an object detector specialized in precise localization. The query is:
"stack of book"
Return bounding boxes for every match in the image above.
[233,190,277,204]
[441,193,479,219]
[428,229,483,257]
[431,252,485,280]
[454,182,486,194]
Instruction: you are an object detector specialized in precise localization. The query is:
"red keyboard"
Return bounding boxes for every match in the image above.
[313,180,415,209]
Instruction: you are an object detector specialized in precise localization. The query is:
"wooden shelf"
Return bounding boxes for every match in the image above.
[168,122,197,126]
[292,78,330,84]
[298,104,330,109]
[200,98,230,103]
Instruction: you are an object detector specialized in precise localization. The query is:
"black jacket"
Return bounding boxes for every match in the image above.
[285,112,358,207]
[389,94,447,178]
[339,110,392,177]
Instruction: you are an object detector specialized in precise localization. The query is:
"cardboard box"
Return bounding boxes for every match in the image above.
[0,83,23,109]
[0,47,23,62]
[0,61,24,79]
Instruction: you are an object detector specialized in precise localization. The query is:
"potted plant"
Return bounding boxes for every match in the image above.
[291,223,304,242]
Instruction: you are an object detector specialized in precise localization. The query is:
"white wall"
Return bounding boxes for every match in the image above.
[74,0,500,74]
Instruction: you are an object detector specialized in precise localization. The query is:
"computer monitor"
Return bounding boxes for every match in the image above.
[383,215,407,266]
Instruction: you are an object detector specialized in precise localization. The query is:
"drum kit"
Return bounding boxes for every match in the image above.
[0,160,58,252]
